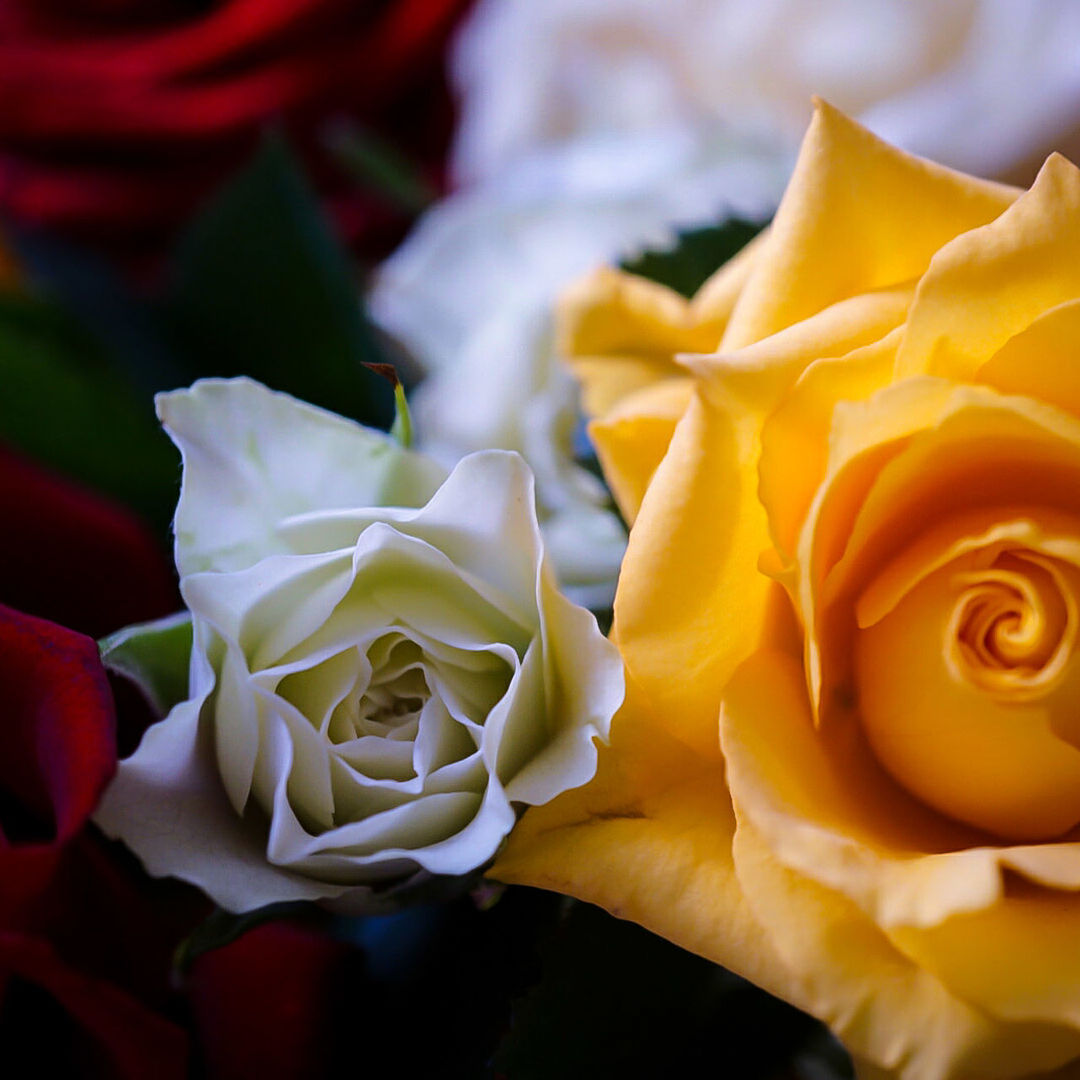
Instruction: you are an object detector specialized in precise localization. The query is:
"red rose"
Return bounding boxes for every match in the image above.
[0,603,190,1079]
[0,450,196,1075]
[0,0,472,264]
[188,922,357,1080]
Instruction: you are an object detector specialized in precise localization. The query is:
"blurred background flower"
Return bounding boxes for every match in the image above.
[373,0,1080,608]
[0,0,472,269]
[451,0,1080,186]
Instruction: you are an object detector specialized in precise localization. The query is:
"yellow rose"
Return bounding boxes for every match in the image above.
[492,101,1080,1080]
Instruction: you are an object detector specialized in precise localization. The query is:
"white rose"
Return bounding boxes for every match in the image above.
[370,132,787,609]
[451,0,1080,185]
[94,378,623,914]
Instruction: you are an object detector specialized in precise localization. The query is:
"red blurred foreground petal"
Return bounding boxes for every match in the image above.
[0,931,187,1080]
[0,447,176,639]
[0,604,115,865]
[189,922,352,1080]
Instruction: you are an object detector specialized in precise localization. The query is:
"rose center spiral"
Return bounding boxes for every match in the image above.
[854,538,1080,840]
[948,552,1072,699]
[329,636,431,744]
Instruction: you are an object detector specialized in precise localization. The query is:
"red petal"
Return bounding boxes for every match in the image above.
[188,922,352,1080]
[0,930,187,1080]
[0,605,116,898]
[0,447,176,639]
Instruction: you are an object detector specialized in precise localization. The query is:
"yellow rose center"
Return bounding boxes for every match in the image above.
[949,553,1073,700]
[854,527,1080,841]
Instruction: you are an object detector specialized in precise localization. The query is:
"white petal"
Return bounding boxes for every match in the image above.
[183,550,354,670]
[158,377,445,576]
[503,567,623,805]
[93,696,349,912]
[282,452,546,621]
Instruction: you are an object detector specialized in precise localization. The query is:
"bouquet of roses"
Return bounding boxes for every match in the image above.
[8,2,1080,1079]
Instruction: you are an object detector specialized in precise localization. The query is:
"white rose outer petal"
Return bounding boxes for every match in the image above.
[157,376,447,576]
[95,381,623,913]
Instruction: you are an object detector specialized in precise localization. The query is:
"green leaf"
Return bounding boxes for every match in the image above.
[166,132,394,430]
[0,295,179,531]
[100,612,193,718]
[493,898,824,1079]
[621,217,767,299]
[6,224,186,399]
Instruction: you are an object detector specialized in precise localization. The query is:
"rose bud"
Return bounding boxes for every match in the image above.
[96,378,623,912]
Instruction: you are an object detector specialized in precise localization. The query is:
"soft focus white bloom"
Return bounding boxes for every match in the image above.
[95,378,623,913]
[370,132,788,608]
[452,0,1080,184]
[375,0,1080,611]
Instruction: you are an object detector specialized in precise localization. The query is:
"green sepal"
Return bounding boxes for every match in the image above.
[362,361,413,448]
[391,382,414,450]
[100,611,193,718]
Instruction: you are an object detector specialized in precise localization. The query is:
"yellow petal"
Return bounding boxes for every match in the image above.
[490,679,797,1004]
[613,384,770,759]
[614,284,908,758]
[856,547,1080,840]
[796,380,1080,710]
[686,284,912,393]
[890,890,1080,1030]
[722,100,1017,351]
[733,815,1080,1080]
[898,154,1080,383]
[588,377,692,525]
[759,323,903,562]
[722,648,1011,930]
[975,299,1080,420]
[559,266,719,419]
[813,386,1080,631]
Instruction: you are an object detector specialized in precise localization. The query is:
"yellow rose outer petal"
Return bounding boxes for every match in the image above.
[722,646,1080,946]
[559,232,766,424]
[614,289,917,756]
[489,679,799,1008]
[588,378,692,525]
[721,654,1080,1079]
[722,649,1003,931]
[613,385,770,759]
[721,100,1016,352]
[975,299,1080,421]
[733,816,1080,1080]
[559,267,720,419]
[898,154,1080,384]
[889,891,1080,1030]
